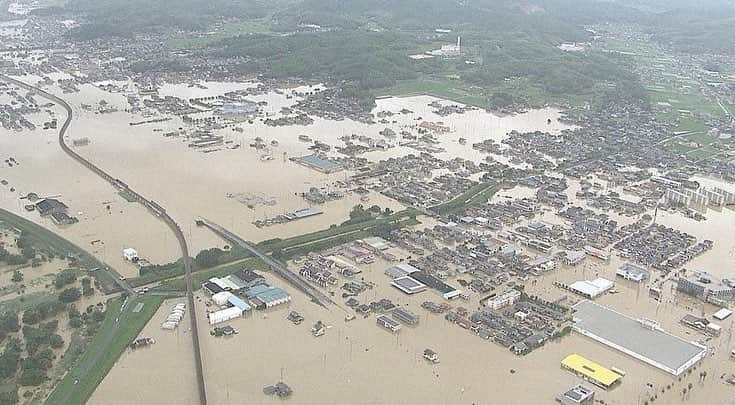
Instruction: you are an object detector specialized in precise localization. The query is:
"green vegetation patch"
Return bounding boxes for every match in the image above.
[0,292,54,315]
[65,0,268,40]
[431,182,510,216]
[45,295,164,405]
[129,244,251,287]
[157,257,267,292]
[257,208,420,254]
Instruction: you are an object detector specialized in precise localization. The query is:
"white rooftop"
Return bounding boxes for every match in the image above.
[569,278,614,298]
[713,308,733,320]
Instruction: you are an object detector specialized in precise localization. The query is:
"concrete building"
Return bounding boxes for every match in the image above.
[376,315,401,332]
[484,289,521,310]
[426,36,461,58]
[218,100,258,120]
[677,271,735,304]
[208,306,244,325]
[583,245,610,260]
[616,263,649,282]
[558,384,595,405]
[665,188,690,206]
[283,207,323,221]
[204,275,248,293]
[568,278,614,299]
[391,276,427,295]
[559,250,586,266]
[234,269,266,289]
[713,308,733,320]
[35,198,68,217]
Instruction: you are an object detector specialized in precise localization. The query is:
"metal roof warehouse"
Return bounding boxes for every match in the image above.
[572,300,706,375]
[391,276,427,294]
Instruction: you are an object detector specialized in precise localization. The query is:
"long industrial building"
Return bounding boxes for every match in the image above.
[572,300,706,376]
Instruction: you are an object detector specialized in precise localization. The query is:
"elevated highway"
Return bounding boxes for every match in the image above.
[1,74,208,405]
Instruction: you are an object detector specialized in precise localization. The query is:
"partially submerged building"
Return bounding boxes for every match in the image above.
[391,307,419,325]
[202,270,265,295]
[208,293,252,325]
[616,263,649,282]
[567,278,614,299]
[483,289,521,310]
[677,271,735,304]
[572,300,707,376]
[558,384,595,405]
[391,276,427,295]
[376,315,401,332]
[35,198,68,216]
[561,354,622,390]
[245,285,291,309]
[292,154,343,173]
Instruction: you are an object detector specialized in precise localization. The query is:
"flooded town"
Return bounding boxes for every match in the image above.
[1,0,735,405]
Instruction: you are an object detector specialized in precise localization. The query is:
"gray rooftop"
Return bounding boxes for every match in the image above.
[298,154,340,171]
[572,300,706,375]
[618,263,649,276]
[391,276,427,294]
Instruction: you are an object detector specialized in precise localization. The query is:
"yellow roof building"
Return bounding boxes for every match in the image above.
[561,354,622,389]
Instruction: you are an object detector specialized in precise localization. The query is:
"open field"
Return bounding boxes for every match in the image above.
[662,131,733,161]
[647,88,723,117]
[649,85,723,135]
[376,77,489,108]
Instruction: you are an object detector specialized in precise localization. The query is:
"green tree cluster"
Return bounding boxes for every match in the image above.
[0,312,20,341]
[58,287,81,303]
[53,269,78,289]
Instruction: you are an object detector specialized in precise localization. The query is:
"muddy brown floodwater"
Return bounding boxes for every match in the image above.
[6,76,733,404]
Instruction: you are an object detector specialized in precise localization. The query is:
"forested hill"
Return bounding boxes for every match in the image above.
[55,0,735,57]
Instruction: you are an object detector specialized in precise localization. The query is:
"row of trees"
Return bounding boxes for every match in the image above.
[343,204,394,226]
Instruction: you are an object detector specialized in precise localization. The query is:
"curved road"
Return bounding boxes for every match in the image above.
[1,75,208,405]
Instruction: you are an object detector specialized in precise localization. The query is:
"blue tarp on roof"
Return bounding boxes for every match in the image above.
[227,294,252,312]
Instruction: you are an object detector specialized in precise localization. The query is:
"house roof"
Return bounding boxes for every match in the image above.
[36,198,67,214]
[235,269,265,284]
